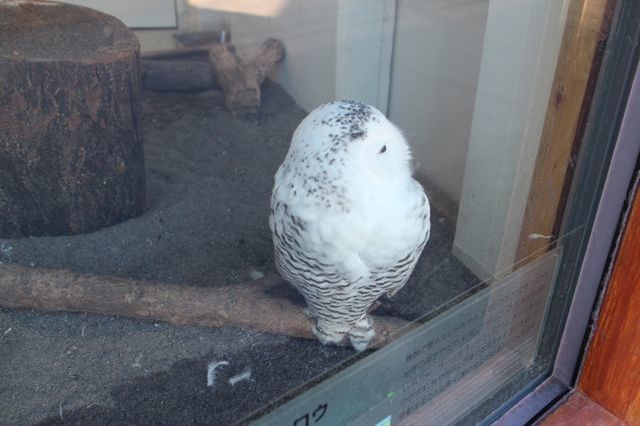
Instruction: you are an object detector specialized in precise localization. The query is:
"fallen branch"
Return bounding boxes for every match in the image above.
[0,264,411,348]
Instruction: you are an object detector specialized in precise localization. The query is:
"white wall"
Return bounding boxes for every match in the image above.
[196,0,490,203]
[72,0,396,113]
[453,0,570,280]
[63,0,184,51]
[178,1,396,113]
[388,0,490,203]
[180,0,491,207]
[336,0,396,114]
[63,0,178,29]
[211,1,340,112]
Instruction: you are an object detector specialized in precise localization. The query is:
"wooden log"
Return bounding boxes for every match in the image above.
[141,59,219,92]
[0,265,411,349]
[209,38,285,116]
[0,1,146,238]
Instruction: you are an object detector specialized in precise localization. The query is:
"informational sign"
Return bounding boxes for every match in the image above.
[254,249,561,426]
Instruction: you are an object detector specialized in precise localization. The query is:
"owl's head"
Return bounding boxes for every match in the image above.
[291,101,413,186]
[350,105,413,185]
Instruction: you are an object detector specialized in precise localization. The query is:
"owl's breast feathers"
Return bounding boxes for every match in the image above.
[271,174,430,285]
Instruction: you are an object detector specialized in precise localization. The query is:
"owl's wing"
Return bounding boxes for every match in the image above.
[373,231,428,297]
[271,200,368,300]
[362,185,430,295]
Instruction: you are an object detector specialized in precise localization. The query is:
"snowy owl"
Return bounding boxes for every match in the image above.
[269,100,430,351]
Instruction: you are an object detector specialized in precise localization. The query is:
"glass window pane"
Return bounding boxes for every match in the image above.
[0,0,630,424]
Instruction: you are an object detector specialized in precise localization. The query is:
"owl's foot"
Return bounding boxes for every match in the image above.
[312,324,347,346]
[311,316,375,351]
[347,316,375,352]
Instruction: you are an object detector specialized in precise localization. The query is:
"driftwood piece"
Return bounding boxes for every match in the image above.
[0,264,411,349]
[0,1,145,238]
[141,59,219,92]
[209,38,285,116]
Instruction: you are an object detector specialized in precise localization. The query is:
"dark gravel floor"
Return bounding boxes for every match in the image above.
[0,83,479,425]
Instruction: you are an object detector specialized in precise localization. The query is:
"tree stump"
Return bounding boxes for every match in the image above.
[0,1,145,238]
[209,38,285,116]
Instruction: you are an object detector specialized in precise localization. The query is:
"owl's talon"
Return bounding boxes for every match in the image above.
[313,317,375,351]
[347,316,375,352]
[312,324,346,346]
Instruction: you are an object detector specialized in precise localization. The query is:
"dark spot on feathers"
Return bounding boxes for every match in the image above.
[350,131,365,140]
[321,100,374,146]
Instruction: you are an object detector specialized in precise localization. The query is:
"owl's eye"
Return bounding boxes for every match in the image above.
[379,145,387,154]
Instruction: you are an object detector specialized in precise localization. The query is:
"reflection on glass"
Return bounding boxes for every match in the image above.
[257,245,563,425]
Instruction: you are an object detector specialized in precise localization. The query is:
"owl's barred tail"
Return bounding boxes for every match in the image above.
[312,315,375,352]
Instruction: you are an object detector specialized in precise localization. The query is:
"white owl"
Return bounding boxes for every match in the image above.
[269,100,430,351]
